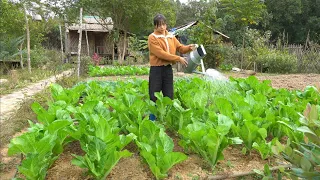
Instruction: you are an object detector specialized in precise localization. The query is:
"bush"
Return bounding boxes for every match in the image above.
[126,51,148,64]
[204,43,242,69]
[257,50,298,73]
[29,47,67,70]
[30,47,50,68]
[80,56,93,76]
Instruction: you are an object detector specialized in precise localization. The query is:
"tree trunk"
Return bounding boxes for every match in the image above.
[24,4,31,73]
[59,24,64,63]
[118,41,123,65]
[20,42,24,69]
[121,31,127,65]
[77,8,83,77]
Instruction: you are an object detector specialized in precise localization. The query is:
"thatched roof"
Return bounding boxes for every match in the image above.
[68,16,113,32]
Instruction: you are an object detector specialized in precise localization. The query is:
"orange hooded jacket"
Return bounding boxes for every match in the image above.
[148,30,193,66]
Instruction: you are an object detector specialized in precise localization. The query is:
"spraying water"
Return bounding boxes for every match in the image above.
[183,44,228,82]
[204,68,228,81]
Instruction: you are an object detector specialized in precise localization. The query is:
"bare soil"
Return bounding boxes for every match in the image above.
[226,72,320,91]
[1,72,319,180]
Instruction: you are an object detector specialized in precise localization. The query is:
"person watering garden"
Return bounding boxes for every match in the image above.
[148,14,196,120]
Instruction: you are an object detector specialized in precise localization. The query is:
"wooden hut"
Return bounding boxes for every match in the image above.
[66,16,129,60]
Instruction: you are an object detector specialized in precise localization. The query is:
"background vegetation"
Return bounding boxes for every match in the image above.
[0,0,319,75]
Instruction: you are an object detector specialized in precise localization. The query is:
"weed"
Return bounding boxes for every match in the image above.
[192,175,200,180]
[174,173,182,179]
[226,160,234,168]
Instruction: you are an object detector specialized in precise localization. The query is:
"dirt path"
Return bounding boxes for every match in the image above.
[0,69,74,123]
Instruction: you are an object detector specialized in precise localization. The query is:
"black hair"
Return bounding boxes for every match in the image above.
[153,14,166,27]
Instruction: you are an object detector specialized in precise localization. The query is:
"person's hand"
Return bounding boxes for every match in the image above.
[179,57,188,67]
[189,44,198,51]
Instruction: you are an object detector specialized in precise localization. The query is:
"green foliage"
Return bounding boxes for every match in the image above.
[219,28,299,73]
[253,164,274,180]
[256,50,298,73]
[28,20,47,48]
[88,65,149,77]
[219,0,267,26]
[72,112,134,179]
[265,0,320,44]
[67,0,177,34]
[0,0,25,41]
[0,36,25,61]
[29,48,68,69]
[216,0,268,46]
[6,72,320,179]
[219,63,233,71]
[126,35,149,64]
[179,115,239,168]
[136,120,187,179]
[30,46,50,67]
[80,56,93,76]
[203,43,236,68]
[273,104,320,179]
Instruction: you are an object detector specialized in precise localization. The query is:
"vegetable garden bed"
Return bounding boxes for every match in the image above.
[88,65,149,77]
[2,74,320,180]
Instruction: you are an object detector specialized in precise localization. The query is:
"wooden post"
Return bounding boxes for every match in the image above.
[112,42,115,64]
[59,24,64,63]
[77,8,83,77]
[23,4,31,73]
[19,42,24,69]
[64,17,69,63]
[85,26,90,56]
[241,35,245,71]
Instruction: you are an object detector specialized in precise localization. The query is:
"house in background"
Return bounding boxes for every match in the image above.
[66,16,129,60]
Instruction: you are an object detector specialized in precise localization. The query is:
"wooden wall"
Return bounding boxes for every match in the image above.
[68,30,129,57]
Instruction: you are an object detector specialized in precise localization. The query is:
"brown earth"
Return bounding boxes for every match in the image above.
[1,72,319,180]
[226,72,320,91]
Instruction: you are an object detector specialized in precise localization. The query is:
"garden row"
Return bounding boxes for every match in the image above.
[8,76,320,179]
[88,65,149,77]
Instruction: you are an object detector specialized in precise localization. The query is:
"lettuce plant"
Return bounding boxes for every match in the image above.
[136,120,187,179]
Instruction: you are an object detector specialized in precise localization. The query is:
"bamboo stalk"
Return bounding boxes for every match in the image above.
[207,165,291,180]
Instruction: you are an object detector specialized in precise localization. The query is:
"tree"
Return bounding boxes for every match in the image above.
[265,0,303,43]
[61,0,177,64]
[1,0,52,72]
[264,0,320,44]
[219,0,266,26]
[0,0,25,41]
[216,0,267,46]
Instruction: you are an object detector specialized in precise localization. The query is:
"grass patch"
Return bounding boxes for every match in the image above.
[0,63,74,96]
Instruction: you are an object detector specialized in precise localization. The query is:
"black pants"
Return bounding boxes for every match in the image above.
[149,65,173,102]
